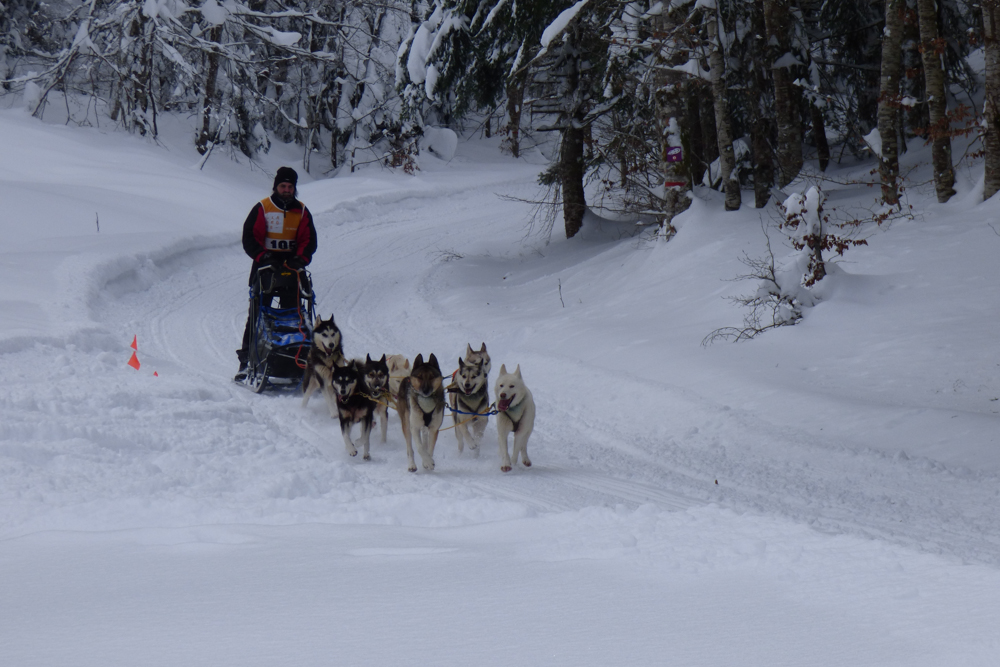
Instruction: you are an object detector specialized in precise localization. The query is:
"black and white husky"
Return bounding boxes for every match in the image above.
[395,353,445,472]
[360,354,391,444]
[330,361,375,460]
[301,315,346,416]
[448,356,490,454]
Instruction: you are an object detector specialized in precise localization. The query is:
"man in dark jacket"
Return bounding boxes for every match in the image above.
[235,166,318,380]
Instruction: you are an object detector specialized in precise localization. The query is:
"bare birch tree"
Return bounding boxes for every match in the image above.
[706,4,740,211]
[651,4,692,231]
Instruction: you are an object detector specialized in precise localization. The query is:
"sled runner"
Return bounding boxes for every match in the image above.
[242,263,315,393]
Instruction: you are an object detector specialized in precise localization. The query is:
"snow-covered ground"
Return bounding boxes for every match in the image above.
[1,106,999,665]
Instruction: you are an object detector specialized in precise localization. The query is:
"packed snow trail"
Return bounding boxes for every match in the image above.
[3,110,1000,665]
[0,151,982,567]
[76,160,709,528]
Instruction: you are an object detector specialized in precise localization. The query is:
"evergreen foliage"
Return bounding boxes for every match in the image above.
[0,0,993,233]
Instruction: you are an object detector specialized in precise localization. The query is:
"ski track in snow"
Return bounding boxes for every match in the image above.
[1,157,998,572]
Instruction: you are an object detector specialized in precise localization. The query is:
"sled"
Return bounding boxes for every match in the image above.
[242,263,315,393]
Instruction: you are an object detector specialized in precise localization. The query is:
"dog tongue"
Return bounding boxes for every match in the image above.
[498,396,512,412]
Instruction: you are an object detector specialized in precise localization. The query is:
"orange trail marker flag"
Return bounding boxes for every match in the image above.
[127,351,141,370]
[130,335,138,350]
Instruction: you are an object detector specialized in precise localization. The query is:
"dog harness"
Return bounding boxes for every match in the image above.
[259,196,303,253]
[452,384,489,414]
[499,399,527,431]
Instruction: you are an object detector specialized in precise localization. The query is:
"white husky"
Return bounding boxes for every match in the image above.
[386,354,411,398]
[494,364,535,472]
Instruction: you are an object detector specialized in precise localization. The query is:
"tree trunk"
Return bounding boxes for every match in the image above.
[685,88,706,186]
[506,77,524,159]
[699,84,719,175]
[748,0,775,208]
[651,8,692,232]
[878,0,903,205]
[763,0,802,187]
[764,0,803,187]
[809,103,829,172]
[197,25,223,155]
[902,0,926,143]
[707,7,741,211]
[983,1,1000,200]
[917,0,955,202]
[560,122,586,239]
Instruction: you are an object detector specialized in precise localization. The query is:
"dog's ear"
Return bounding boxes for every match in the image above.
[498,364,507,376]
[366,353,373,363]
[479,342,487,353]
[404,359,410,370]
[515,364,522,378]
[413,353,424,367]
[379,353,386,363]
[457,357,465,369]
[428,353,440,371]
[466,343,473,356]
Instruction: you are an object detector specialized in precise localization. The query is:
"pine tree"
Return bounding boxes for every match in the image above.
[469,0,566,156]
[529,0,613,238]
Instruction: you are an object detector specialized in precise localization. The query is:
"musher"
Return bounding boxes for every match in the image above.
[235,166,317,381]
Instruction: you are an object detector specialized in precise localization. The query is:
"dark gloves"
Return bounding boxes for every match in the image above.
[259,252,305,269]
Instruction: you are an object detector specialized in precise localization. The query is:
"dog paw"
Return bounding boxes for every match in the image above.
[522,459,531,467]
[363,454,371,461]
[422,461,435,471]
[408,465,417,473]
[348,449,358,457]
[500,465,512,473]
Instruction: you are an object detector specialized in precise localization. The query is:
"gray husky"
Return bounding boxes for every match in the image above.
[464,342,491,378]
[495,364,535,472]
[395,353,445,472]
[448,356,490,454]
[301,315,346,417]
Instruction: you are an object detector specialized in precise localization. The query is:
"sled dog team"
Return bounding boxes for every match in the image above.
[301,315,535,473]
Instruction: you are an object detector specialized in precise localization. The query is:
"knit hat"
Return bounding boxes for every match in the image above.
[273,166,298,191]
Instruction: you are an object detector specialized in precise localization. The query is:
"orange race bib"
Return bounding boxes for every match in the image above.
[260,197,303,252]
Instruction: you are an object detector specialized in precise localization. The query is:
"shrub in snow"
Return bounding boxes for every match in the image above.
[23,79,41,112]
[418,127,458,161]
[779,186,868,287]
[705,185,870,344]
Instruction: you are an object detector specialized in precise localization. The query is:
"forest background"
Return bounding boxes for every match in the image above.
[6,0,1000,248]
